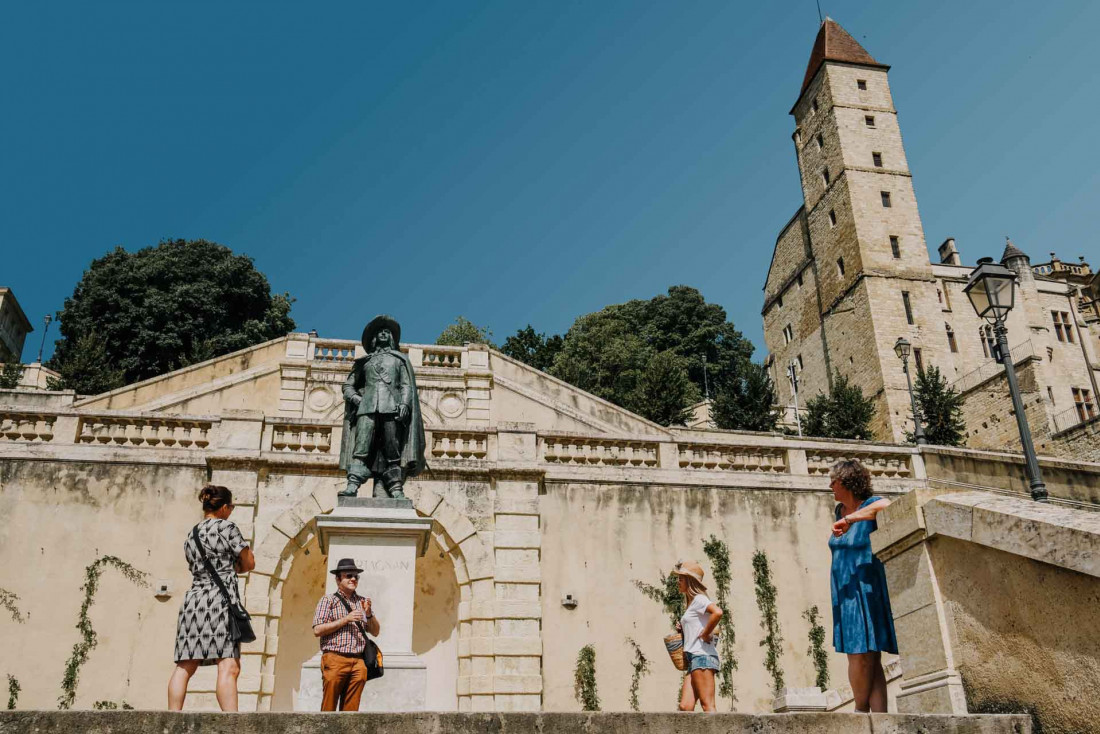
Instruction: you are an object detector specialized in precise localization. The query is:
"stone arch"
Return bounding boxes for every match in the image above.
[247,482,492,711]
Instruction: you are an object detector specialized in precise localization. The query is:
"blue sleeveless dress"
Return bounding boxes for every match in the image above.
[828,496,898,654]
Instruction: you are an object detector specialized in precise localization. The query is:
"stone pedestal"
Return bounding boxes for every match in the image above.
[296,497,433,712]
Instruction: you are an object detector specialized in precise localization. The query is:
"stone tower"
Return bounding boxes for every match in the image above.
[763,18,950,441]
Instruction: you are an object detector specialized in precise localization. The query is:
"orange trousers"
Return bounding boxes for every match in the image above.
[320,651,369,711]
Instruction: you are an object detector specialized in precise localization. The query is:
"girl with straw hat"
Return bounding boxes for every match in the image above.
[674,560,724,712]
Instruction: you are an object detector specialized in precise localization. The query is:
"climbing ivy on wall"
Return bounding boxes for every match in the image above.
[58,556,148,710]
[92,701,134,710]
[6,676,19,710]
[0,588,25,624]
[803,605,829,690]
[752,550,785,692]
[632,571,684,628]
[702,535,739,705]
[624,637,651,712]
[573,645,600,711]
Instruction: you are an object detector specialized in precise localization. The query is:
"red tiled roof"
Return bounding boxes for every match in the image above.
[800,18,888,96]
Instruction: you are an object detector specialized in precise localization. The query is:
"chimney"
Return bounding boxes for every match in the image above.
[938,237,961,265]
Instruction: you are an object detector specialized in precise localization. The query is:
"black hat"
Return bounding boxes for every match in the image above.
[361,315,402,351]
[330,558,364,576]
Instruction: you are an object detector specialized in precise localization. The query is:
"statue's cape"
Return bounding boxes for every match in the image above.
[338,349,427,478]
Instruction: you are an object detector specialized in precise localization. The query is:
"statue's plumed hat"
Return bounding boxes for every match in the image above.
[362,315,402,351]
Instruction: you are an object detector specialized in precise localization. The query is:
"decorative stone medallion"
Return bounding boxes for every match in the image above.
[438,392,465,419]
[307,386,335,412]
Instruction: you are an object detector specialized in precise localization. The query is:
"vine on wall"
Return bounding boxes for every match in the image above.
[92,701,134,710]
[573,644,600,711]
[624,637,651,712]
[803,605,829,690]
[58,556,149,710]
[702,535,739,704]
[632,571,684,628]
[0,588,25,624]
[752,550,785,692]
[6,676,19,710]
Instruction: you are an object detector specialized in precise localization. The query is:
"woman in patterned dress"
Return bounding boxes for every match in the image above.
[829,459,898,713]
[168,485,255,711]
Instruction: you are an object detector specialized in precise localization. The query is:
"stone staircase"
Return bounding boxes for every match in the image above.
[0,711,1032,733]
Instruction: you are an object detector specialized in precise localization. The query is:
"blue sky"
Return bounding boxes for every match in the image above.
[3,1,1098,363]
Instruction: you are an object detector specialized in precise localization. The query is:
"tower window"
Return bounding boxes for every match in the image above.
[946,323,958,353]
[865,115,876,127]
[783,324,794,344]
[816,133,824,150]
[890,235,900,258]
[980,325,997,359]
[798,354,804,370]
[822,168,831,186]
[902,291,914,324]
[872,152,883,168]
[829,209,837,227]
[812,97,819,113]
[913,348,924,373]
[797,273,803,288]
[1052,311,1075,343]
[777,294,783,308]
[1073,387,1096,421]
[836,257,845,276]
[857,79,867,90]
[881,191,892,207]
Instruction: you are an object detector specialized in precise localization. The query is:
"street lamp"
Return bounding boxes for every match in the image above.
[964,256,1048,502]
[786,361,802,437]
[893,337,926,445]
[36,314,53,364]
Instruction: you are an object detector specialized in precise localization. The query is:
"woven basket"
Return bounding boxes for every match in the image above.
[663,632,685,671]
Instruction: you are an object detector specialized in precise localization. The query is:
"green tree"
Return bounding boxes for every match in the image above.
[911,365,966,446]
[48,333,126,395]
[802,372,875,440]
[631,350,698,426]
[712,361,779,432]
[48,239,294,394]
[501,325,563,372]
[0,363,23,389]
[435,316,495,347]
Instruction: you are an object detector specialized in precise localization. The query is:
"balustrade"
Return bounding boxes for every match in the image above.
[541,436,660,467]
[76,416,213,449]
[428,430,489,460]
[805,449,912,478]
[0,412,56,442]
[420,347,463,369]
[677,443,788,473]
[311,340,357,365]
[268,422,333,454]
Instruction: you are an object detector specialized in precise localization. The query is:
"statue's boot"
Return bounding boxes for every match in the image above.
[338,478,361,497]
[383,463,405,499]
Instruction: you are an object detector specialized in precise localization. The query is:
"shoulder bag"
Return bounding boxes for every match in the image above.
[192,524,256,644]
[332,593,384,680]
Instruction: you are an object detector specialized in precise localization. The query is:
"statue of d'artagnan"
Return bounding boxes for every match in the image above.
[338,315,426,498]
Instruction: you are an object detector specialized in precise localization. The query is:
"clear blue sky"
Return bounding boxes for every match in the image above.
[4,1,1098,363]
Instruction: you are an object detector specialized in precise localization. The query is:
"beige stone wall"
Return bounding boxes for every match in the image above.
[1045,417,1100,463]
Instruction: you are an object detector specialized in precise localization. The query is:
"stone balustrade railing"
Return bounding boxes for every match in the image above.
[0,410,57,442]
[419,345,464,370]
[268,421,334,454]
[311,339,357,365]
[805,448,912,478]
[678,442,788,473]
[541,435,661,467]
[427,429,491,461]
[76,414,216,449]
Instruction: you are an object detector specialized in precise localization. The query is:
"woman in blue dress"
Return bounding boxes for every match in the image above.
[828,459,898,713]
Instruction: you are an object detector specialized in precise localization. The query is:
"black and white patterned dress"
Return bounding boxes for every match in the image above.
[174,518,249,664]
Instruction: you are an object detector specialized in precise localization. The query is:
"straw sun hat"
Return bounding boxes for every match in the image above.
[674,560,707,590]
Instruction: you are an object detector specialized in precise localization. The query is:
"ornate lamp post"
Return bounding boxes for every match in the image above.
[36,314,52,364]
[893,337,927,445]
[964,257,1048,502]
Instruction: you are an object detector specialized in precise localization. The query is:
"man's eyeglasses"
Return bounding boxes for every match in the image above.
[341,574,360,581]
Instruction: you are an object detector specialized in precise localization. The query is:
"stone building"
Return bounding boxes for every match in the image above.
[0,287,32,364]
[761,19,1100,449]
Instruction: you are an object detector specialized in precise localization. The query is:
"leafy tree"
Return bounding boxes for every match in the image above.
[436,316,495,347]
[0,363,23,389]
[549,286,755,424]
[501,325,563,372]
[802,371,874,440]
[632,350,698,426]
[48,239,294,394]
[910,365,966,446]
[712,362,779,432]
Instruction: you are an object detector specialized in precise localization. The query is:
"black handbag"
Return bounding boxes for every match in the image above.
[333,593,384,680]
[192,524,256,645]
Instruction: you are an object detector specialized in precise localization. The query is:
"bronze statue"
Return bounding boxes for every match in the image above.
[338,315,426,498]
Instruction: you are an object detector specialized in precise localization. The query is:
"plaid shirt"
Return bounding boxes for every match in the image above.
[313,591,369,654]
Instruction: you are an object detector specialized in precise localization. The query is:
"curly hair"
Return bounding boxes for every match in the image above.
[198,484,233,513]
[829,459,872,501]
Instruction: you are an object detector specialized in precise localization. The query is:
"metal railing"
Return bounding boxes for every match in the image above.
[1052,405,1098,434]
[952,339,1035,395]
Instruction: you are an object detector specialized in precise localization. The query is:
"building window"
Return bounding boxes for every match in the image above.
[837,257,845,276]
[1047,387,1056,405]
[797,273,803,288]
[942,283,952,310]
[902,291,914,324]
[857,79,867,90]
[865,115,876,127]
[822,168,831,186]
[795,130,802,146]
[783,324,794,344]
[881,191,892,207]
[872,152,883,168]
[798,354,804,370]
[812,97,819,113]
[913,348,924,373]
[816,133,824,150]
[1073,387,1096,422]
[1052,311,1075,343]
[890,235,900,258]
[946,323,958,353]
[829,209,837,227]
[777,294,783,308]
[980,325,997,359]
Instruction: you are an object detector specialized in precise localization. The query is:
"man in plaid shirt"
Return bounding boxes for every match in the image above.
[312,558,381,711]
